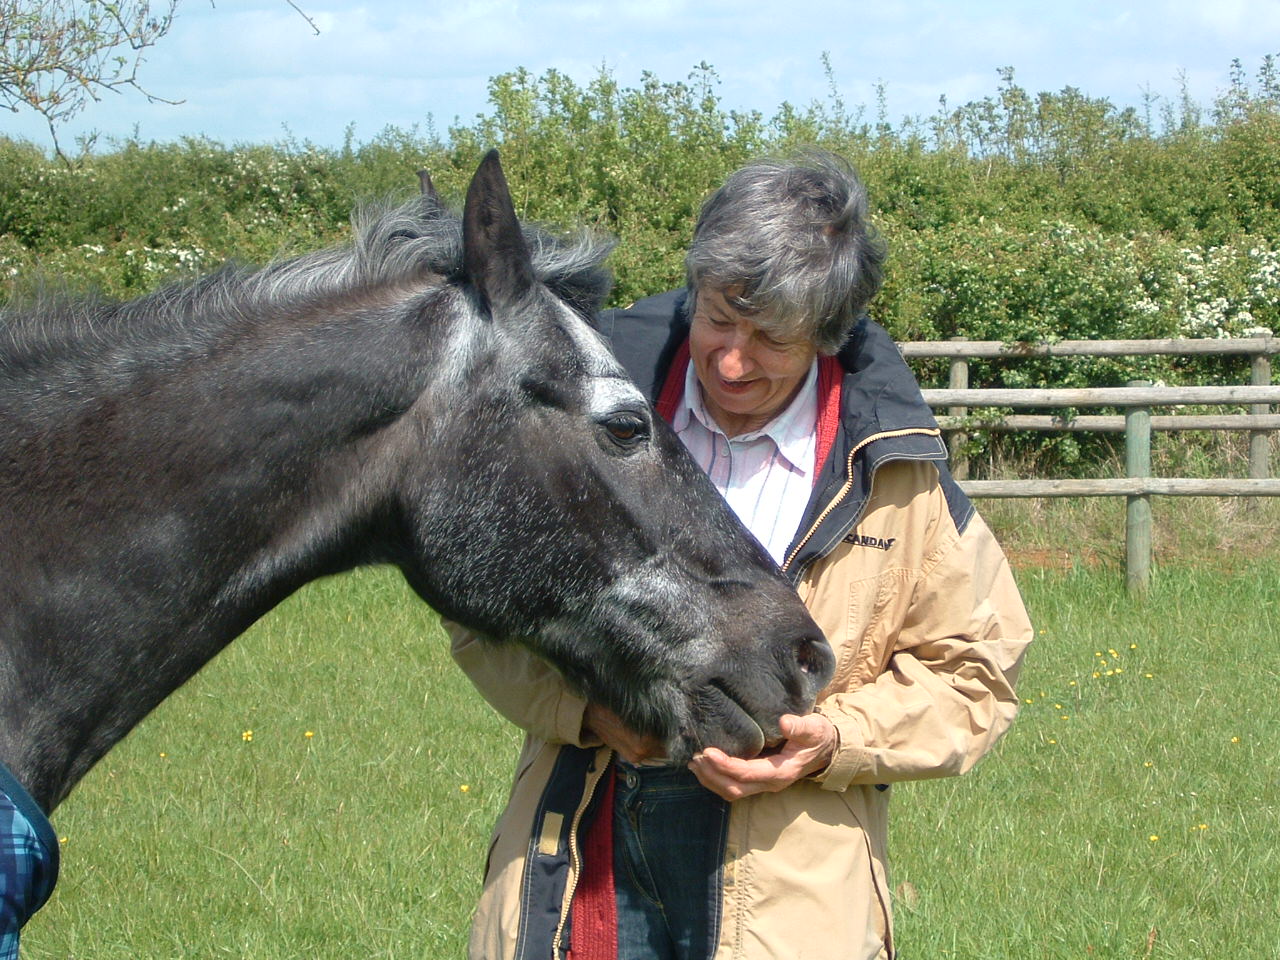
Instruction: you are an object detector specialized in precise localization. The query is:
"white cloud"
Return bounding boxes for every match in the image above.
[6,0,1277,150]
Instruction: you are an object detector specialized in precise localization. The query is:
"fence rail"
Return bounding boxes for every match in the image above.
[960,478,1280,497]
[922,384,1280,407]
[934,414,1280,432]
[900,335,1280,358]
[901,331,1278,591]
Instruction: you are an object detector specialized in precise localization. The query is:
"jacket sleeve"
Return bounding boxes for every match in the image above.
[813,508,1032,792]
[445,620,600,748]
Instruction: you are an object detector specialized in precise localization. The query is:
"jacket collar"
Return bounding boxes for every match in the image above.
[599,288,941,453]
[597,289,947,577]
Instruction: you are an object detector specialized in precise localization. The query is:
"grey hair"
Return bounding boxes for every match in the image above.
[684,150,886,354]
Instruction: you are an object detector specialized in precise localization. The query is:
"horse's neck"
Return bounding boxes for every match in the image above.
[1,309,440,811]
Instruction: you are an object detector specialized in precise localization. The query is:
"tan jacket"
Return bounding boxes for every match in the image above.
[449,296,1033,960]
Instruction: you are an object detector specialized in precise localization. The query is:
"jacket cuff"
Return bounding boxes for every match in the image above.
[812,709,869,792]
[553,688,593,747]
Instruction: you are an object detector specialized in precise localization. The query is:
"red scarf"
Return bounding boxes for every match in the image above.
[655,339,844,480]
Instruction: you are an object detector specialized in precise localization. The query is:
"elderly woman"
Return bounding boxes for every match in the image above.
[450,151,1032,960]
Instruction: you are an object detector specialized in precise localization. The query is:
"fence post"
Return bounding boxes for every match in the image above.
[948,337,969,480]
[1125,380,1153,594]
[1250,328,1273,481]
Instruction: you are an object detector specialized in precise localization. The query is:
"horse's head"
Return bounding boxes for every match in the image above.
[397,152,833,764]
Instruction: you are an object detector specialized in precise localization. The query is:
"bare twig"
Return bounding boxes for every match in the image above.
[285,0,320,35]
[2,0,317,163]
[1,0,180,160]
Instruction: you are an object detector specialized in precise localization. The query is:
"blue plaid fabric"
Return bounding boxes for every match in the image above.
[0,763,59,960]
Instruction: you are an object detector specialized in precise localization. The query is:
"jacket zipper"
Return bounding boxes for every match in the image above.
[551,751,609,957]
[782,427,941,575]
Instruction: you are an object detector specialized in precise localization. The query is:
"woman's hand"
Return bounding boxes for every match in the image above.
[688,713,837,801]
[583,702,666,765]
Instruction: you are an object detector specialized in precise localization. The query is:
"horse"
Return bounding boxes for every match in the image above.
[0,151,833,943]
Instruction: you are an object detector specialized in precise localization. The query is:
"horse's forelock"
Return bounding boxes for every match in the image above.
[347,197,613,316]
[522,228,615,319]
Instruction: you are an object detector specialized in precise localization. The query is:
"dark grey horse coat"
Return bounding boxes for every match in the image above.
[0,153,832,947]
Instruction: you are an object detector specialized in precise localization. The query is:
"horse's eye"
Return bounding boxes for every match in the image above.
[601,414,648,449]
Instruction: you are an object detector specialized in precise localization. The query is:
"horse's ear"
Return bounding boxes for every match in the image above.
[416,169,439,202]
[462,150,535,313]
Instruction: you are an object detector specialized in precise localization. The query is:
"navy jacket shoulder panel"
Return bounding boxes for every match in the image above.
[836,317,940,439]
[933,457,976,536]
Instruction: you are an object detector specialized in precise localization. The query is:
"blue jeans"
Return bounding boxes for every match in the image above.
[612,762,729,960]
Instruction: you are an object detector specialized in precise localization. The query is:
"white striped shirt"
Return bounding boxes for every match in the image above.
[672,360,819,565]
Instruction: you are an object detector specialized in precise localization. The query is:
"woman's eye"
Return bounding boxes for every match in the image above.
[761,331,798,349]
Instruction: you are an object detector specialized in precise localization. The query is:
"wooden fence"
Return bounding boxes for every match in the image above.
[900,331,1279,591]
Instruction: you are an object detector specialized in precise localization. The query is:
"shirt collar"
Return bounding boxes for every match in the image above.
[674,359,819,476]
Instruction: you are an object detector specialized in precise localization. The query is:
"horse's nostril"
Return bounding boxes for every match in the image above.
[795,635,834,679]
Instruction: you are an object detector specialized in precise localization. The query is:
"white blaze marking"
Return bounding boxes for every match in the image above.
[557,303,646,415]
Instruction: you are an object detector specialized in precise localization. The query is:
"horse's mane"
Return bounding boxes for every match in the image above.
[0,195,614,398]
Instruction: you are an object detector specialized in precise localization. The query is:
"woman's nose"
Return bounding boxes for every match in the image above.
[717,344,751,379]
[717,327,757,378]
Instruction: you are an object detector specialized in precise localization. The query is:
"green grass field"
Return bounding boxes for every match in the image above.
[21,556,1280,959]
[891,564,1279,959]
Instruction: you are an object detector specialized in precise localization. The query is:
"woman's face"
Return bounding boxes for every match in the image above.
[688,283,818,437]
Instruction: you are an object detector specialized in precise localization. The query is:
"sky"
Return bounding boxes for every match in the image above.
[6,0,1280,151]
